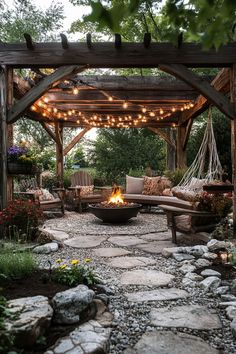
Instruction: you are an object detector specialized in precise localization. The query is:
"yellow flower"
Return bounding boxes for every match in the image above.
[71,259,79,265]
[84,258,92,263]
[60,264,67,269]
[56,258,62,263]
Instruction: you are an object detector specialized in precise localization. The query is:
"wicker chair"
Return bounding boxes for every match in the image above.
[68,171,102,213]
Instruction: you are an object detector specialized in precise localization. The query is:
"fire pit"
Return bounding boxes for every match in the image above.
[89,185,141,223]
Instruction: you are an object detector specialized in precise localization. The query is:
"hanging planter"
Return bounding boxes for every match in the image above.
[7,162,39,175]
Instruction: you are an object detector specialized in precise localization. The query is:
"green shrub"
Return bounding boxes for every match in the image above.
[0,245,36,282]
[164,168,187,186]
[53,258,97,287]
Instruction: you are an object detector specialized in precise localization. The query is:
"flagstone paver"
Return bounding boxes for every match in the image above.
[108,236,147,247]
[135,240,175,254]
[93,248,132,257]
[104,256,156,269]
[120,270,174,286]
[123,330,219,354]
[150,305,222,330]
[124,288,189,302]
[64,235,107,248]
[140,231,172,241]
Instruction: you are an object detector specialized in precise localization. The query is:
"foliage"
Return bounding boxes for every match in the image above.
[89,128,165,184]
[164,168,187,186]
[53,258,97,287]
[0,0,64,42]
[0,245,36,282]
[0,296,18,354]
[7,145,37,166]
[0,200,43,241]
[211,217,233,241]
[230,248,236,266]
[72,145,88,168]
[194,192,232,218]
[71,0,236,48]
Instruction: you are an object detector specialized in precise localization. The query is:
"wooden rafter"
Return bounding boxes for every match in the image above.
[159,64,233,120]
[8,65,88,123]
[148,127,176,149]
[2,42,236,67]
[182,118,194,150]
[63,127,91,156]
[40,122,58,143]
[179,68,230,125]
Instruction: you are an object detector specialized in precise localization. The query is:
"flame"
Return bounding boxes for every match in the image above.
[108,185,124,204]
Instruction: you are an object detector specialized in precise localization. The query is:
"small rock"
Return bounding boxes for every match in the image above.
[52,285,95,324]
[214,286,229,295]
[185,272,203,281]
[221,294,236,302]
[33,242,58,254]
[201,269,221,278]
[189,245,208,257]
[162,247,180,258]
[179,264,196,274]
[202,252,218,261]
[200,276,221,292]
[231,318,236,338]
[194,258,212,269]
[173,253,195,262]
[94,299,114,327]
[95,294,109,305]
[94,284,115,296]
[226,306,236,320]
[207,239,233,252]
[182,277,198,288]
[219,301,236,308]
[230,279,236,295]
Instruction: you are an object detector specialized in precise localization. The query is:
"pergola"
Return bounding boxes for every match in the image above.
[0,34,235,230]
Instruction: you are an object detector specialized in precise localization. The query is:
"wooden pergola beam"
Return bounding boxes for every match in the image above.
[180,68,230,125]
[7,65,88,124]
[63,127,91,156]
[40,121,58,143]
[182,118,194,150]
[2,42,236,67]
[148,127,176,149]
[159,64,234,120]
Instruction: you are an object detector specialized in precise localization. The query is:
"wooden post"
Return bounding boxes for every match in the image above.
[230,64,236,236]
[166,128,176,171]
[55,122,64,187]
[177,125,187,169]
[7,68,14,202]
[0,67,8,209]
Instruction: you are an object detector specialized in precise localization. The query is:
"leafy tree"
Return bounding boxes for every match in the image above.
[89,128,165,184]
[72,145,88,167]
[0,0,64,42]
[70,0,236,48]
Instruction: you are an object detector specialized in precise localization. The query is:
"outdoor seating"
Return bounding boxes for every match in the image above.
[68,171,103,213]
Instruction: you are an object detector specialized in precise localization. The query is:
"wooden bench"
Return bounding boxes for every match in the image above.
[159,204,219,244]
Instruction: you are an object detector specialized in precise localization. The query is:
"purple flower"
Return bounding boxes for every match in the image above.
[7,146,28,162]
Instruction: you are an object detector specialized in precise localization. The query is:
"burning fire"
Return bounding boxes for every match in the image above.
[108,185,124,204]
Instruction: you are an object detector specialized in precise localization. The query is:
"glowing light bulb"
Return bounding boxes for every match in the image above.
[73,87,79,95]
[123,101,128,109]
[43,97,49,103]
[142,107,147,113]
[31,105,36,111]
[172,107,176,112]
[160,109,164,115]
[108,96,113,101]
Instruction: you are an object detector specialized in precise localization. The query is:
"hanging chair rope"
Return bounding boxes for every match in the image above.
[177,107,223,191]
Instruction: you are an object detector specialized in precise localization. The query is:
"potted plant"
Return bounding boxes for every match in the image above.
[7,145,40,175]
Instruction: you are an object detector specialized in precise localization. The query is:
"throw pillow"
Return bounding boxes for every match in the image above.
[126,175,144,194]
[162,188,173,196]
[171,187,196,202]
[142,176,162,195]
[39,188,55,201]
[76,185,94,196]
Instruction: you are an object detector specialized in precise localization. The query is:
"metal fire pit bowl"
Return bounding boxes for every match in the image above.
[89,204,142,223]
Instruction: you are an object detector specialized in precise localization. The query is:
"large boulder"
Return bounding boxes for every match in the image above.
[207,239,233,252]
[6,295,53,348]
[52,285,95,324]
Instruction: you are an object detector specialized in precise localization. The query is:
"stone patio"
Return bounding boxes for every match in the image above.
[36,211,236,354]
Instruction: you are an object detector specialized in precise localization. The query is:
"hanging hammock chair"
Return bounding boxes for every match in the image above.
[177,107,223,192]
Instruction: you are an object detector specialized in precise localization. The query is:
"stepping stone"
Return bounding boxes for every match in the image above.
[93,248,131,257]
[140,231,172,241]
[64,235,107,248]
[135,241,175,254]
[105,256,156,269]
[123,330,219,354]
[108,236,146,247]
[40,228,69,242]
[120,270,174,287]
[150,305,222,330]
[124,288,189,302]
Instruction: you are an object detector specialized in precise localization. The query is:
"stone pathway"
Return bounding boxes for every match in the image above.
[39,212,236,354]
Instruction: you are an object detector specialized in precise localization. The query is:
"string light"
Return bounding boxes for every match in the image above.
[108,96,113,101]
[123,101,128,109]
[73,87,79,95]
[142,107,147,113]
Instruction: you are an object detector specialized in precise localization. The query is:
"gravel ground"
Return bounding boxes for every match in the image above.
[36,212,236,354]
